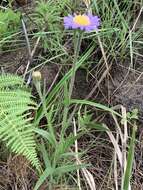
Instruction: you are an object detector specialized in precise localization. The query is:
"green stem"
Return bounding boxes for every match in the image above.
[68,31,83,100]
[34,81,56,143]
[61,31,83,136]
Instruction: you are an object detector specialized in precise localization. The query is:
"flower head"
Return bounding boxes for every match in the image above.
[64,14,100,31]
[32,71,42,81]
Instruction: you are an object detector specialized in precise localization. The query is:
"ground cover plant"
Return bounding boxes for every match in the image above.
[0,0,143,189]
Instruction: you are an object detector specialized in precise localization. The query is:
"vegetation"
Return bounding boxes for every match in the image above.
[0,74,40,171]
[0,8,20,49]
[0,0,142,189]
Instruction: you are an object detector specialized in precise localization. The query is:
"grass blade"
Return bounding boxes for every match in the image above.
[123,125,137,190]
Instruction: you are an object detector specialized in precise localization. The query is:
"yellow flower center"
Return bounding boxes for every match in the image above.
[73,15,90,26]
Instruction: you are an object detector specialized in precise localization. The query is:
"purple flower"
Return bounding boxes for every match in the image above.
[64,14,100,31]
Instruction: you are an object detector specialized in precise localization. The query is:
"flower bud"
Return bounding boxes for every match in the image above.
[32,71,41,81]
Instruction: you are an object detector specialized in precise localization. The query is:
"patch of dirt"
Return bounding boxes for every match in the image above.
[0,46,28,74]
[39,64,59,90]
[109,63,143,120]
[0,155,38,190]
[73,69,91,99]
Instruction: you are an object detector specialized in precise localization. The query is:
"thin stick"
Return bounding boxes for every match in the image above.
[131,6,143,32]
[46,66,62,95]
[21,18,32,58]
[114,132,119,190]
[73,118,82,190]
[96,31,109,72]
[22,15,42,81]
[23,36,41,81]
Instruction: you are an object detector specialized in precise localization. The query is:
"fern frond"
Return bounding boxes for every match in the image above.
[0,74,41,172]
[0,74,23,87]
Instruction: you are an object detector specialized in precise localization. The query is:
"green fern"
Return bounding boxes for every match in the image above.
[0,74,41,172]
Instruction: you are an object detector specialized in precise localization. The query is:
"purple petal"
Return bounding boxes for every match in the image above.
[63,14,100,32]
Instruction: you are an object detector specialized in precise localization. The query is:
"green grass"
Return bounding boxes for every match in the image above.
[0,0,142,189]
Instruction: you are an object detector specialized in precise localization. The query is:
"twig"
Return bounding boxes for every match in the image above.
[46,66,62,95]
[96,31,109,72]
[21,14,42,81]
[23,36,41,81]
[73,118,82,190]
[114,132,119,190]
[86,31,111,100]
[21,18,32,58]
[131,6,143,32]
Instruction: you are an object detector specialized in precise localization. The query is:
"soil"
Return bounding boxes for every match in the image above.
[0,155,38,190]
[0,46,28,74]
[109,62,143,120]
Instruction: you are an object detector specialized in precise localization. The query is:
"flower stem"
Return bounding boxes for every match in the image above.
[68,30,83,100]
[34,80,56,143]
[61,31,83,136]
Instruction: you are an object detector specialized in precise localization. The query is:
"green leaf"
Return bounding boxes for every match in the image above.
[71,99,121,117]
[54,164,87,175]
[123,126,137,190]
[88,123,109,131]
[34,164,87,190]
[34,167,54,190]
[39,141,51,168]
[0,74,40,172]
[54,133,83,161]
[34,128,56,146]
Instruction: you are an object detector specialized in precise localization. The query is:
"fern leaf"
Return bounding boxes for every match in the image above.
[0,74,23,87]
[0,74,41,172]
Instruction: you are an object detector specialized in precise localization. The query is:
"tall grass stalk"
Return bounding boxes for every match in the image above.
[61,31,83,136]
[122,125,137,190]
